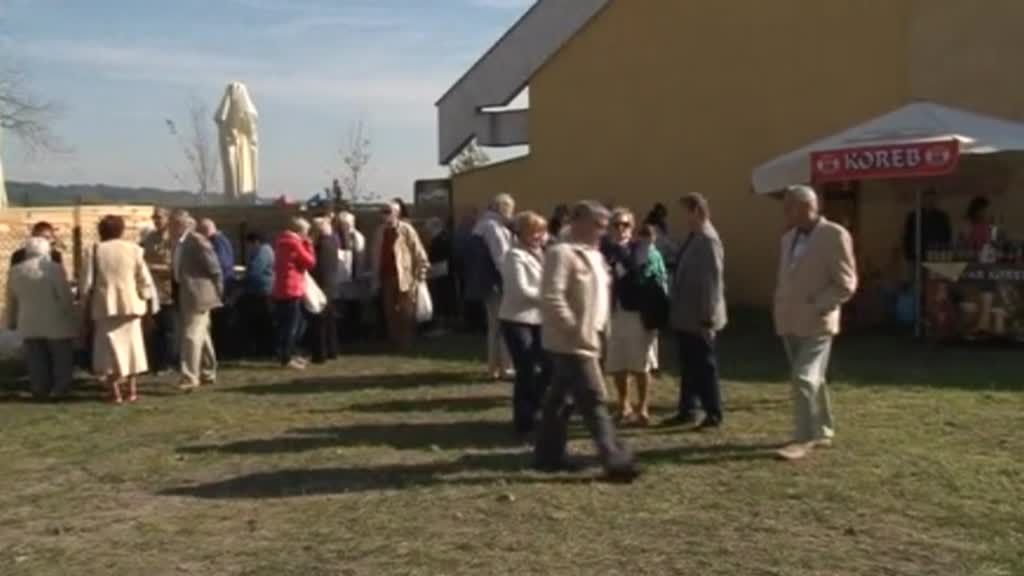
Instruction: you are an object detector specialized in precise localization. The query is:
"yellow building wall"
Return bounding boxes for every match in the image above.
[453,0,1024,307]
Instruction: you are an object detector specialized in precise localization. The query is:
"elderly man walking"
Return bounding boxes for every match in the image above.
[774,186,858,461]
[668,193,727,429]
[535,201,638,483]
[170,210,224,391]
[471,194,515,380]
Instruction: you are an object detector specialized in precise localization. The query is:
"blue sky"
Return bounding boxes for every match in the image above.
[0,0,531,199]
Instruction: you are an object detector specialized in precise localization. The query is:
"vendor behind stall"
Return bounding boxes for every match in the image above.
[962,195,995,252]
[902,188,952,263]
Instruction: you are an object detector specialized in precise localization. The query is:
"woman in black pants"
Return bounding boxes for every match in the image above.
[309,219,341,363]
[498,211,551,438]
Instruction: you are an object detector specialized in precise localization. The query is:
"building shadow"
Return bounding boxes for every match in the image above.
[160,451,593,499]
[178,419,524,456]
[326,395,509,415]
[226,370,484,396]
[163,439,778,500]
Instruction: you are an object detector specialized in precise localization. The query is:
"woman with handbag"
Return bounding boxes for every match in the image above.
[601,209,668,426]
[272,217,316,370]
[82,215,160,404]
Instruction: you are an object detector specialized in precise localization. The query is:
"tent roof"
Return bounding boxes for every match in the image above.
[752,101,1024,195]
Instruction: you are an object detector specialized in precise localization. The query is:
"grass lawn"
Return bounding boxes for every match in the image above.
[0,319,1021,576]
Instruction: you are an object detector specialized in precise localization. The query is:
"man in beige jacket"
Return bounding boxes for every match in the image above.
[774,185,858,461]
[370,201,429,350]
[535,201,637,482]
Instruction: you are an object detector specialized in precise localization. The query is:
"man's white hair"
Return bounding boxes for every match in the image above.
[313,217,333,237]
[197,218,217,236]
[23,237,51,260]
[785,185,818,207]
[490,193,515,212]
[336,211,356,228]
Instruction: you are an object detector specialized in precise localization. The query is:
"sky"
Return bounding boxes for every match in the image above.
[0,0,532,200]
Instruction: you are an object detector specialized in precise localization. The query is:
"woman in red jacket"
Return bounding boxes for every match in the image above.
[273,217,316,369]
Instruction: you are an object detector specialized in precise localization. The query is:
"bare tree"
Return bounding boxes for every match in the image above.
[449,140,491,175]
[339,118,376,202]
[166,97,218,196]
[0,67,62,154]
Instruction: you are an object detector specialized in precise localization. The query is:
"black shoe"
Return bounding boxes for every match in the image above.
[603,463,641,484]
[661,414,700,428]
[534,458,586,474]
[695,418,722,432]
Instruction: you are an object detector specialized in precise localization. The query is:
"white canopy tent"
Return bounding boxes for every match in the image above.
[752,101,1024,195]
[215,82,259,199]
[753,101,1024,338]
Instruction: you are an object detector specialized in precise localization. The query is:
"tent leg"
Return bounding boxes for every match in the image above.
[914,189,923,339]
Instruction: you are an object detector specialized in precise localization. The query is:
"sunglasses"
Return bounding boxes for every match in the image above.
[611,221,633,229]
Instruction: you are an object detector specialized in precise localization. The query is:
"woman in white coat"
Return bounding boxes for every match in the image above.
[499,211,550,437]
[5,237,78,401]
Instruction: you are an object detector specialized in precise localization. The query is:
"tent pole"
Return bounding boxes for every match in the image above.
[914,189,923,339]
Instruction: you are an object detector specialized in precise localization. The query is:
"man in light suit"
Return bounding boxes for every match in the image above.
[535,201,638,483]
[668,193,727,429]
[170,210,223,391]
[774,186,858,461]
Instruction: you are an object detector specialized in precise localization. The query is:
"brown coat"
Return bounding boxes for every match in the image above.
[82,240,158,320]
[774,218,858,337]
[370,220,429,294]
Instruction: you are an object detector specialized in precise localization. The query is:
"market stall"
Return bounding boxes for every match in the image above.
[752,101,1024,342]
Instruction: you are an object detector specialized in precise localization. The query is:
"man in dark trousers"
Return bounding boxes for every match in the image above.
[535,201,638,483]
[668,193,727,429]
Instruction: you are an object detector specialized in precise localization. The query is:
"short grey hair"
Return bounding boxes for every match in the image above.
[571,200,611,224]
[785,185,818,207]
[289,217,311,235]
[170,209,195,231]
[610,207,635,224]
[490,193,515,212]
[23,237,51,259]
[336,211,356,228]
[197,218,217,236]
[313,217,333,237]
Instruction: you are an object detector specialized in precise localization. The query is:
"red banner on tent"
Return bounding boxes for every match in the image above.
[811,139,960,183]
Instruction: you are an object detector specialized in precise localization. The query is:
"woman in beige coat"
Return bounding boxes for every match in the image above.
[82,215,159,404]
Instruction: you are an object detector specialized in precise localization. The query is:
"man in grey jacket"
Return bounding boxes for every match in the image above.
[171,210,223,391]
[535,201,638,483]
[668,193,727,429]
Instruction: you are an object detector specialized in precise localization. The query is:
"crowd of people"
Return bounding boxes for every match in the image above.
[454,185,856,479]
[4,183,858,481]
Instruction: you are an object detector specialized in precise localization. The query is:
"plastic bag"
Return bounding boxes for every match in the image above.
[415,282,433,324]
[302,272,328,314]
[0,329,24,361]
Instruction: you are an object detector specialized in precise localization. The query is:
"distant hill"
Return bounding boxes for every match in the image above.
[5,181,237,207]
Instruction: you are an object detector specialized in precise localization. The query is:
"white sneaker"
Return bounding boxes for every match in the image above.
[776,442,814,461]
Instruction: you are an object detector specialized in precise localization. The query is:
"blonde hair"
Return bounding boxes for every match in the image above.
[289,217,311,235]
[514,211,547,239]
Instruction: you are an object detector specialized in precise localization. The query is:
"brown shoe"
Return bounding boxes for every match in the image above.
[776,442,814,461]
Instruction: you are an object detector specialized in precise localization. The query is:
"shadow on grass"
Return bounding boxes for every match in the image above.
[660,311,1024,391]
[327,395,509,415]
[164,440,778,499]
[179,420,524,455]
[0,375,184,404]
[226,371,483,396]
